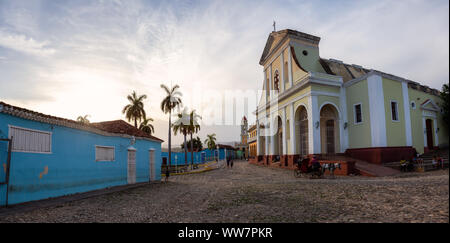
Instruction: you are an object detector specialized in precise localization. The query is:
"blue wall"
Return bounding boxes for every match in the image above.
[0,113,162,206]
[161,147,236,166]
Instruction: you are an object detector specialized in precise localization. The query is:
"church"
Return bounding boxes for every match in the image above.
[252,29,448,166]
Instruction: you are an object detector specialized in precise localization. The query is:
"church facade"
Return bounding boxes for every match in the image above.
[254,29,448,165]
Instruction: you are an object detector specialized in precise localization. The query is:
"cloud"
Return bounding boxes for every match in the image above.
[0,0,448,146]
[0,29,55,56]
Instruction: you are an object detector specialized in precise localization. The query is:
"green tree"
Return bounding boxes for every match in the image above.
[76,115,90,124]
[122,91,147,128]
[173,107,190,166]
[205,133,217,150]
[139,117,154,135]
[181,136,203,152]
[188,109,201,168]
[441,83,449,127]
[160,84,183,169]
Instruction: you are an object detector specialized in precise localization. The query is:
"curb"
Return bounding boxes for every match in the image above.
[163,161,221,176]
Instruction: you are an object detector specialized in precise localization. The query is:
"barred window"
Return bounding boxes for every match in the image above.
[354,104,363,124]
[391,101,399,121]
[9,125,52,153]
[95,146,115,161]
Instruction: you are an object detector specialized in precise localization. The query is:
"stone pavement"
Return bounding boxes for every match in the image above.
[0,160,448,223]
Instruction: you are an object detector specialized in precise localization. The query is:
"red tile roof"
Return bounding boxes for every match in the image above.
[92,120,163,142]
[0,101,163,142]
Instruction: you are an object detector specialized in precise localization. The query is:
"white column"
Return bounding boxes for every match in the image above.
[270,115,276,155]
[280,52,285,93]
[308,95,321,154]
[269,65,273,91]
[434,118,439,146]
[288,46,293,87]
[256,120,261,155]
[422,117,427,147]
[265,118,269,155]
[402,82,413,146]
[339,84,349,152]
[289,103,296,154]
[282,107,287,155]
[367,74,387,147]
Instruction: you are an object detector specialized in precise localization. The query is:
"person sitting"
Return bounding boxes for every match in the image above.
[407,158,415,172]
[431,156,438,169]
[436,156,444,169]
[400,158,408,172]
[310,156,321,173]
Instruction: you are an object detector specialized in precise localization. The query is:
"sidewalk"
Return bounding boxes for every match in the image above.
[164,160,224,176]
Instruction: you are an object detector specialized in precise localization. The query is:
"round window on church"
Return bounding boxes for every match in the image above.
[302,50,308,56]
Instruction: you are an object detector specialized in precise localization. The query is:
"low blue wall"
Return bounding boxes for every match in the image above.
[162,148,236,166]
[0,113,162,206]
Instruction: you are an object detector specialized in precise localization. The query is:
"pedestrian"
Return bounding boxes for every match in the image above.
[226,157,230,168]
[165,165,170,183]
[230,158,234,168]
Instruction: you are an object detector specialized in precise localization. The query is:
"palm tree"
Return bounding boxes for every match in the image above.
[188,109,201,168]
[205,133,217,150]
[122,91,147,128]
[160,84,183,169]
[76,115,90,124]
[173,107,190,166]
[139,117,154,135]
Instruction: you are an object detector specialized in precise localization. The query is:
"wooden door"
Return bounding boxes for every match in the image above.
[426,119,434,149]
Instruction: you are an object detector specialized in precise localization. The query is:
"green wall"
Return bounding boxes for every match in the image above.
[382,78,406,146]
[345,79,371,148]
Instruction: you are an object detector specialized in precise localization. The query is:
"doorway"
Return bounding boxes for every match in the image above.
[426,119,434,149]
[326,120,335,154]
[149,149,155,181]
[127,149,136,184]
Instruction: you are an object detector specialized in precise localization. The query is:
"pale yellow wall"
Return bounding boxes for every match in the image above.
[311,83,340,94]
[408,88,448,154]
[271,55,282,91]
[382,78,406,147]
[346,79,372,148]
[291,43,326,73]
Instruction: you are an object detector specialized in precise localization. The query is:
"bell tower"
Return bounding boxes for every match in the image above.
[241,116,248,144]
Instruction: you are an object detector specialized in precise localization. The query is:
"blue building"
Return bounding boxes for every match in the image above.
[0,101,163,206]
[161,144,237,166]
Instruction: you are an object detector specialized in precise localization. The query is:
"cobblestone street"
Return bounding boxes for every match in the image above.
[1,160,448,223]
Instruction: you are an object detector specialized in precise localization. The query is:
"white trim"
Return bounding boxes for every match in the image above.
[402,82,413,146]
[288,46,293,87]
[289,103,296,154]
[282,107,287,155]
[433,118,439,146]
[269,64,273,92]
[308,95,320,154]
[390,100,400,122]
[280,52,285,93]
[319,102,341,120]
[420,99,440,111]
[8,125,52,154]
[339,86,349,152]
[367,74,387,147]
[353,103,363,125]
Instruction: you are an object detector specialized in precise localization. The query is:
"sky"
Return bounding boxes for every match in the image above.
[0,0,449,147]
